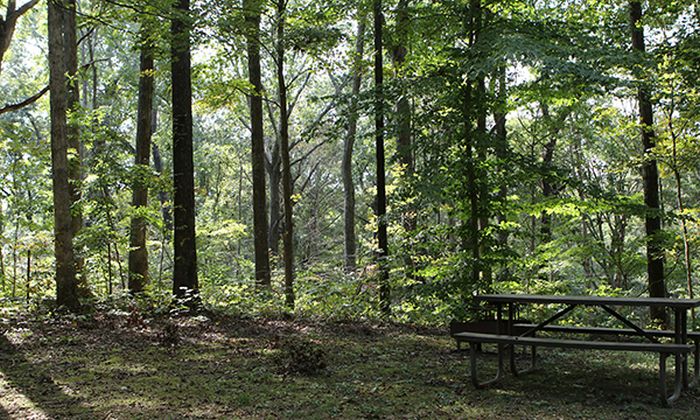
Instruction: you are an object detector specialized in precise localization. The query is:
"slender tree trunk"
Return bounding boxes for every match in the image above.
[630,1,666,323]
[539,103,558,244]
[277,0,295,308]
[463,82,479,288]
[152,140,172,235]
[343,14,366,273]
[462,1,481,289]
[671,130,693,313]
[48,0,79,311]
[25,248,30,301]
[244,0,271,286]
[0,203,5,292]
[128,29,155,293]
[493,65,509,252]
[268,144,282,255]
[374,0,390,315]
[171,0,198,298]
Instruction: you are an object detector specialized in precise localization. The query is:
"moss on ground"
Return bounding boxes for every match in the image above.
[0,311,698,419]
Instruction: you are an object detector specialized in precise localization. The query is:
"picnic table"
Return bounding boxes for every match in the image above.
[452,294,700,406]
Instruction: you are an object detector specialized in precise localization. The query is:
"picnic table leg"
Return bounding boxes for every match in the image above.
[659,352,683,407]
[508,303,536,376]
[694,340,700,388]
[469,342,504,389]
[681,310,689,390]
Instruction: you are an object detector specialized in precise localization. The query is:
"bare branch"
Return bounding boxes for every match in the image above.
[0,85,48,115]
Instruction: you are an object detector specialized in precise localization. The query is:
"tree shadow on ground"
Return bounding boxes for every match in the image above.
[0,332,94,418]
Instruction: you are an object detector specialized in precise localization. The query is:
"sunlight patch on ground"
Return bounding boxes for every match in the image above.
[0,372,50,419]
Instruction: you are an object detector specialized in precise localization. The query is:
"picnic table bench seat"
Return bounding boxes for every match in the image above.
[455,331,693,406]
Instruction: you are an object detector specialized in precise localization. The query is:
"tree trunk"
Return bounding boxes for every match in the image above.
[128,29,155,294]
[493,65,509,251]
[152,140,173,235]
[374,0,390,315]
[462,0,481,289]
[0,203,5,292]
[630,0,666,323]
[48,0,79,311]
[392,0,413,180]
[540,104,557,244]
[60,0,89,298]
[268,142,282,255]
[171,0,198,298]
[671,127,693,314]
[244,0,271,287]
[343,14,366,273]
[277,0,295,308]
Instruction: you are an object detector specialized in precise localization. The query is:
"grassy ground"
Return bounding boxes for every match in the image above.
[0,310,698,419]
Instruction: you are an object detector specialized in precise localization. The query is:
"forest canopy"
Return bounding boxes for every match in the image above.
[0,0,698,325]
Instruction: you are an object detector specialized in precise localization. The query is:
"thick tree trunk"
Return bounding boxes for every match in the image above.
[392,0,418,281]
[374,0,390,315]
[342,16,366,273]
[48,0,79,311]
[392,0,413,179]
[630,0,666,323]
[62,0,86,294]
[244,0,271,287]
[128,30,155,293]
[171,0,198,298]
[277,0,295,308]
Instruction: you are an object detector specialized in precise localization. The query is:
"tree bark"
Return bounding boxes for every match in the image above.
[374,0,390,315]
[540,103,557,243]
[128,29,155,294]
[493,65,509,250]
[244,0,271,287]
[152,140,173,235]
[392,0,413,179]
[63,0,86,294]
[342,14,366,273]
[48,0,79,311]
[277,0,295,308]
[171,0,198,298]
[630,0,666,323]
[670,121,693,314]
[268,141,281,255]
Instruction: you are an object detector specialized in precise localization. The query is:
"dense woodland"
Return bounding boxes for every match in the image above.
[0,0,699,325]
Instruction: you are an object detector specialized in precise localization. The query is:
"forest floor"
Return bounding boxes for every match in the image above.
[0,308,699,419]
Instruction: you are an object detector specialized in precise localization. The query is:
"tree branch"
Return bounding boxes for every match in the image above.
[0,85,48,115]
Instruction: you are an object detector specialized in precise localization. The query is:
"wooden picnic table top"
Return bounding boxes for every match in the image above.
[475,294,700,309]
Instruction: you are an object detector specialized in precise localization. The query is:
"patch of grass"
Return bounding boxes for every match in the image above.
[0,311,697,418]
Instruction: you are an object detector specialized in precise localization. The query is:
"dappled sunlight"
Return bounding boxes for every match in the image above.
[0,373,51,420]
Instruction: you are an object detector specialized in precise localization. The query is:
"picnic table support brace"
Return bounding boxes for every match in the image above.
[600,305,660,343]
[518,304,578,338]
